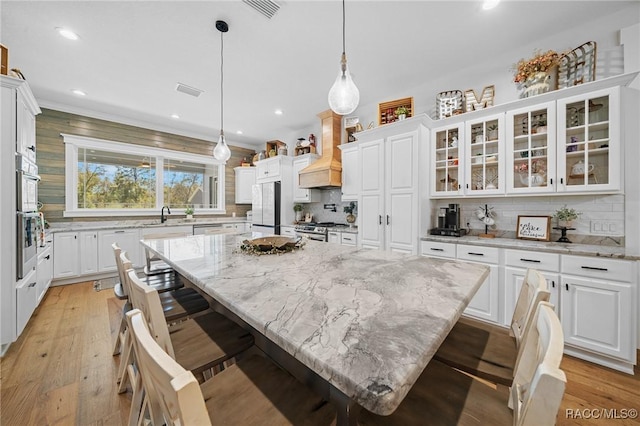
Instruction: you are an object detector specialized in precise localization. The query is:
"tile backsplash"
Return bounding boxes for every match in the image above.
[294,188,356,225]
[431,194,625,246]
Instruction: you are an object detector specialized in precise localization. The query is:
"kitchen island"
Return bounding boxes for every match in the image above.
[141,233,489,424]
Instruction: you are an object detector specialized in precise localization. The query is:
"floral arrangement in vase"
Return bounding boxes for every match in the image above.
[185,206,194,220]
[512,49,563,97]
[553,205,581,227]
[394,106,408,120]
[343,202,357,227]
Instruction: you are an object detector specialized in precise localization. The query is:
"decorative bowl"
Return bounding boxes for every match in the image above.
[242,236,302,252]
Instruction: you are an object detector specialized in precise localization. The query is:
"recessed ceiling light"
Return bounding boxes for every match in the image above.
[274,109,283,115]
[236,130,243,135]
[171,114,180,119]
[56,27,79,40]
[72,89,86,96]
[482,0,500,10]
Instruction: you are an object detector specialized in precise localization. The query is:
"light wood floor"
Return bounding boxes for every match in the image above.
[1,282,639,425]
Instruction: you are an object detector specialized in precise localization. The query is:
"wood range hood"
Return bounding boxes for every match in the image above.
[298,109,342,188]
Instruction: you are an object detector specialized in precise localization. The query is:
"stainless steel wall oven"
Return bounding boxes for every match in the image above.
[16,154,39,279]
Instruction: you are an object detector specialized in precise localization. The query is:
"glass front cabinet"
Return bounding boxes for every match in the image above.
[431,124,464,197]
[464,113,505,195]
[557,87,620,193]
[506,101,557,193]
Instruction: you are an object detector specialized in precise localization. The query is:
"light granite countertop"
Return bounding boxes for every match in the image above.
[141,233,489,416]
[47,217,250,233]
[421,235,639,261]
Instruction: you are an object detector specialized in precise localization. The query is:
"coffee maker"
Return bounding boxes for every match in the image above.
[430,203,467,237]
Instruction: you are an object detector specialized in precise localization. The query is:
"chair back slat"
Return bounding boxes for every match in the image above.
[127,309,212,426]
[511,302,566,426]
[112,243,129,297]
[120,253,175,358]
[511,268,551,346]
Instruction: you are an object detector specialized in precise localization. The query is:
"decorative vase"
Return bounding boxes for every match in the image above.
[397,114,406,121]
[346,214,356,227]
[558,220,573,228]
[186,214,193,220]
[295,211,303,222]
[520,66,558,98]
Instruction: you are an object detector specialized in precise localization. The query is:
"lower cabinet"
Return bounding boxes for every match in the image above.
[36,243,53,303]
[328,231,358,246]
[53,232,81,278]
[456,244,501,324]
[98,229,142,271]
[281,226,296,238]
[16,268,37,337]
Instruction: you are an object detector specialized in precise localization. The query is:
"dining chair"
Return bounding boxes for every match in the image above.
[126,308,336,425]
[141,232,190,276]
[434,267,550,386]
[359,301,566,426]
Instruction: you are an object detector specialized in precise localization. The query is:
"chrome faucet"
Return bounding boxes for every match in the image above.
[161,206,171,223]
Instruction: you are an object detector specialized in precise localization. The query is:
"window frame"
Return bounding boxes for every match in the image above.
[62,133,226,217]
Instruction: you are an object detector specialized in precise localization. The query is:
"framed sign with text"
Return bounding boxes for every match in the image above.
[516,215,551,241]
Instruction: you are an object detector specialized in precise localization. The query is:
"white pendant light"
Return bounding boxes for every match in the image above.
[328,0,359,115]
[213,20,231,162]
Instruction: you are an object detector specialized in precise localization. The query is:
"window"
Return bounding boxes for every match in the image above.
[63,134,225,216]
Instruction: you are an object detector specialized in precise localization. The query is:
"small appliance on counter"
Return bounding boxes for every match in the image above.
[430,203,467,237]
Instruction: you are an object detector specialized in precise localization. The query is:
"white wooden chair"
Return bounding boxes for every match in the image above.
[434,268,551,386]
[142,232,190,275]
[359,302,566,426]
[126,308,336,425]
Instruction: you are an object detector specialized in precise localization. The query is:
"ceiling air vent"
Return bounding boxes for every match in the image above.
[175,82,203,97]
[243,0,280,19]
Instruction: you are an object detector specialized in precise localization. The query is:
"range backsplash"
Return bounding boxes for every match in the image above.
[432,194,625,247]
[293,188,356,225]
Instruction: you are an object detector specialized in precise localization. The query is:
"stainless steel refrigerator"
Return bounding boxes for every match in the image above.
[251,181,281,235]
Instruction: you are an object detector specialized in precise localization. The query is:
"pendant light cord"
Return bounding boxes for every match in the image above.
[220,29,224,135]
[342,0,346,55]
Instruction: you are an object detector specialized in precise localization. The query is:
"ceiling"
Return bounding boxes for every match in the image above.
[1,1,636,149]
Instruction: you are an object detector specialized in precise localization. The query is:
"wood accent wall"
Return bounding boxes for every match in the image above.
[36,108,255,223]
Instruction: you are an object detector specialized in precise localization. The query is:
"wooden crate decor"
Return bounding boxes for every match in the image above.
[266,140,284,157]
[0,44,7,75]
[378,97,414,125]
[436,90,464,119]
[464,85,495,112]
[558,41,597,89]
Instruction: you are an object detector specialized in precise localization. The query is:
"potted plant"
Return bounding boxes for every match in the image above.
[293,204,303,222]
[487,124,498,140]
[343,202,357,227]
[185,206,194,220]
[536,118,547,134]
[554,205,581,227]
[395,106,408,121]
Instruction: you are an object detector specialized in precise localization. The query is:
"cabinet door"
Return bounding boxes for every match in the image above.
[292,157,320,202]
[328,231,340,244]
[16,268,38,337]
[386,132,418,254]
[80,232,99,275]
[53,232,79,278]
[561,275,632,360]
[36,248,53,303]
[16,93,36,163]
[504,267,559,327]
[359,140,384,250]
[557,88,620,192]
[506,102,557,193]
[234,167,256,204]
[463,263,500,324]
[464,113,505,195]
[431,124,464,197]
[99,229,141,271]
[341,146,359,201]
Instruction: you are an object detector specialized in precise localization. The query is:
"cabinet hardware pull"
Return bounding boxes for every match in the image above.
[430,248,444,251]
[519,258,541,263]
[551,280,555,288]
[458,184,461,189]
[580,266,608,271]
[114,230,125,234]
[45,255,50,260]
[550,178,553,185]
[74,235,77,239]
[379,215,382,225]
[27,145,36,152]
[565,283,569,291]
[466,184,469,189]
[344,237,352,241]
[386,215,390,225]
[468,252,484,256]
[28,281,37,287]
[560,178,564,184]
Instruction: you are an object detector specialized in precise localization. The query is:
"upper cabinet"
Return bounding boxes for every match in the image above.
[292,154,321,203]
[506,101,557,193]
[255,156,290,183]
[234,167,256,204]
[464,113,505,196]
[340,144,359,201]
[556,87,620,193]
[431,123,464,197]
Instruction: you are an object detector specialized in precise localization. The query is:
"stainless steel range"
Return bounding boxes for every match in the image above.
[294,222,348,242]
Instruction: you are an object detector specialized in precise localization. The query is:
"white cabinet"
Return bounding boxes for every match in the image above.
[557,87,621,193]
[358,126,420,254]
[464,113,505,195]
[457,244,501,324]
[292,155,321,203]
[328,231,340,244]
[560,255,635,368]
[234,167,256,204]
[98,229,141,271]
[16,268,37,337]
[431,123,464,197]
[36,243,53,303]
[340,232,357,246]
[222,222,249,232]
[53,232,80,278]
[81,231,99,275]
[255,156,285,183]
[281,226,296,238]
[340,144,359,201]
